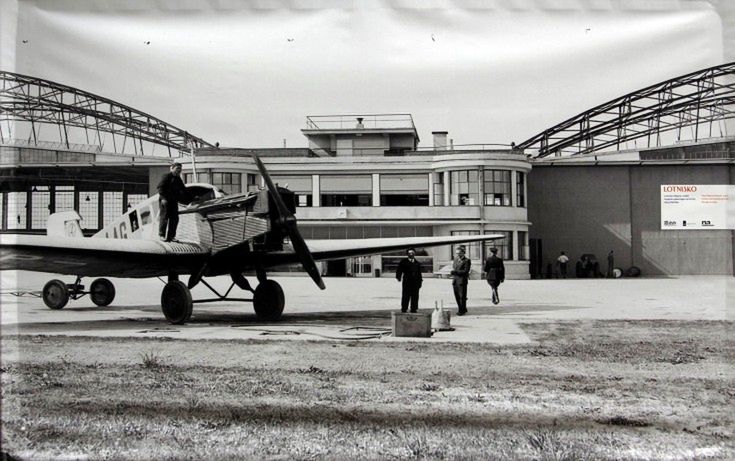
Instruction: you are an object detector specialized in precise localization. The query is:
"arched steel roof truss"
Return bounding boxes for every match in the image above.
[518,62,735,157]
[0,71,215,156]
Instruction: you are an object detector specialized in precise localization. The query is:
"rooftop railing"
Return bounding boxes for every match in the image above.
[305,114,416,131]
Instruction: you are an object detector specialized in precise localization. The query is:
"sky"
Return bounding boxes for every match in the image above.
[1,0,731,150]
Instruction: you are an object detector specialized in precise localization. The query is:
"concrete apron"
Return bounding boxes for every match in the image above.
[1,271,730,345]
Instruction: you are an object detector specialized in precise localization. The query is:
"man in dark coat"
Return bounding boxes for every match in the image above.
[451,246,471,316]
[396,248,423,313]
[156,162,194,242]
[484,247,505,305]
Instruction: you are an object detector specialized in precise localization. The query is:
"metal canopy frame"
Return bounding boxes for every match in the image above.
[517,62,735,158]
[0,70,215,156]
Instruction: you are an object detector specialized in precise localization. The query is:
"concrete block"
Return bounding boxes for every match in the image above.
[392,311,432,337]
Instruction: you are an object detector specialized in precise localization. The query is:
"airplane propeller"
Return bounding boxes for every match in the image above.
[253,155,326,290]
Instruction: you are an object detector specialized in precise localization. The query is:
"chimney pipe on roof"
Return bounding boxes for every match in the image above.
[356,117,364,129]
[432,131,448,150]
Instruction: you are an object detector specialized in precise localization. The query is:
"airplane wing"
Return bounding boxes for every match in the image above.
[0,234,209,278]
[256,234,505,267]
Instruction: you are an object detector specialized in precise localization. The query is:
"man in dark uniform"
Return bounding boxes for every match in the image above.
[451,246,471,316]
[484,247,505,305]
[396,248,423,313]
[156,162,194,242]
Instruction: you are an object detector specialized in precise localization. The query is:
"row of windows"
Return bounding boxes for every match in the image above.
[187,170,526,208]
[440,170,525,207]
[0,188,147,231]
[450,230,529,261]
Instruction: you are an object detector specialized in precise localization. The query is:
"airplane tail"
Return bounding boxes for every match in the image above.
[47,211,85,238]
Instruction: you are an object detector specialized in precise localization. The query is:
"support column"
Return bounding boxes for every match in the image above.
[510,170,518,207]
[428,173,434,206]
[443,171,450,206]
[372,173,380,207]
[513,230,519,261]
[312,175,320,207]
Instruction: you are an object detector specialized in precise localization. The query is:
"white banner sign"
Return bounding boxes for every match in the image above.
[661,185,734,230]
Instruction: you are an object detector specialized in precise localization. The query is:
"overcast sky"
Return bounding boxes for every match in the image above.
[2,0,731,150]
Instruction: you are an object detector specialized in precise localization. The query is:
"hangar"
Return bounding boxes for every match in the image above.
[1,63,733,277]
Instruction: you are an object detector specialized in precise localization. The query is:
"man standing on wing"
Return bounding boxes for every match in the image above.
[451,246,471,316]
[156,162,194,242]
[396,248,423,313]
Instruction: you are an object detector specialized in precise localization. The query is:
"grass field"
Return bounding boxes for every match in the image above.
[1,320,733,460]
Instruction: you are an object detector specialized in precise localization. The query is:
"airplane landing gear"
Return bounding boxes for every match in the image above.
[161,280,193,325]
[42,279,69,310]
[253,280,285,321]
[90,278,116,306]
[41,276,117,310]
[157,272,284,324]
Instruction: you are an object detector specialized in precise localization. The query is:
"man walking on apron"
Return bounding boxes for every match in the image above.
[484,247,505,305]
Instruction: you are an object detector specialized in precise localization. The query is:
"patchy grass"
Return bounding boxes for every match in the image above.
[1,320,734,460]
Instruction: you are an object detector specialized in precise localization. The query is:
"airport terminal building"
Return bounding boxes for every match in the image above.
[1,65,733,277]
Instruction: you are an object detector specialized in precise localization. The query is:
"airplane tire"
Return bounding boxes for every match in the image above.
[253,280,285,321]
[161,281,193,325]
[90,278,116,306]
[43,279,69,310]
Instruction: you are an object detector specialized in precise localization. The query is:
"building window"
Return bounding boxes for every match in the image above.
[320,175,372,206]
[485,231,513,260]
[103,191,123,226]
[31,186,50,230]
[246,174,258,193]
[451,230,481,260]
[433,174,444,206]
[211,172,241,195]
[450,170,479,205]
[518,231,529,260]
[79,191,99,230]
[483,170,511,206]
[7,192,27,230]
[184,172,210,185]
[516,171,526,207]
[379,174,429,206]
[55,185,75,213]
[272,175,312,207]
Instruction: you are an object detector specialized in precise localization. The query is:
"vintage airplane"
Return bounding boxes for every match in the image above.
[0,156,504,324]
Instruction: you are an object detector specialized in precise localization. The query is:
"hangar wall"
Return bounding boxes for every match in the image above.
[528,163,734,276]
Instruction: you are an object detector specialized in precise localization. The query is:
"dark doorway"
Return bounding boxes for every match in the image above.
[326,259,347,276]
[529,238,543,279]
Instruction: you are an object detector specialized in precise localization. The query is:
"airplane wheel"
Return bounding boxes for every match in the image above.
[253,280,285,321]
[42,279,69,310]
[161,281,193,325]
[90,278,116,306]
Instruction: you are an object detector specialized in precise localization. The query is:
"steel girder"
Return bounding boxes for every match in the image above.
[517,62,735,158]
[0,71,215,155]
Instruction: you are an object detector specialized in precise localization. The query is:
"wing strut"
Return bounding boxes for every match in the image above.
[253,156,326,290]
